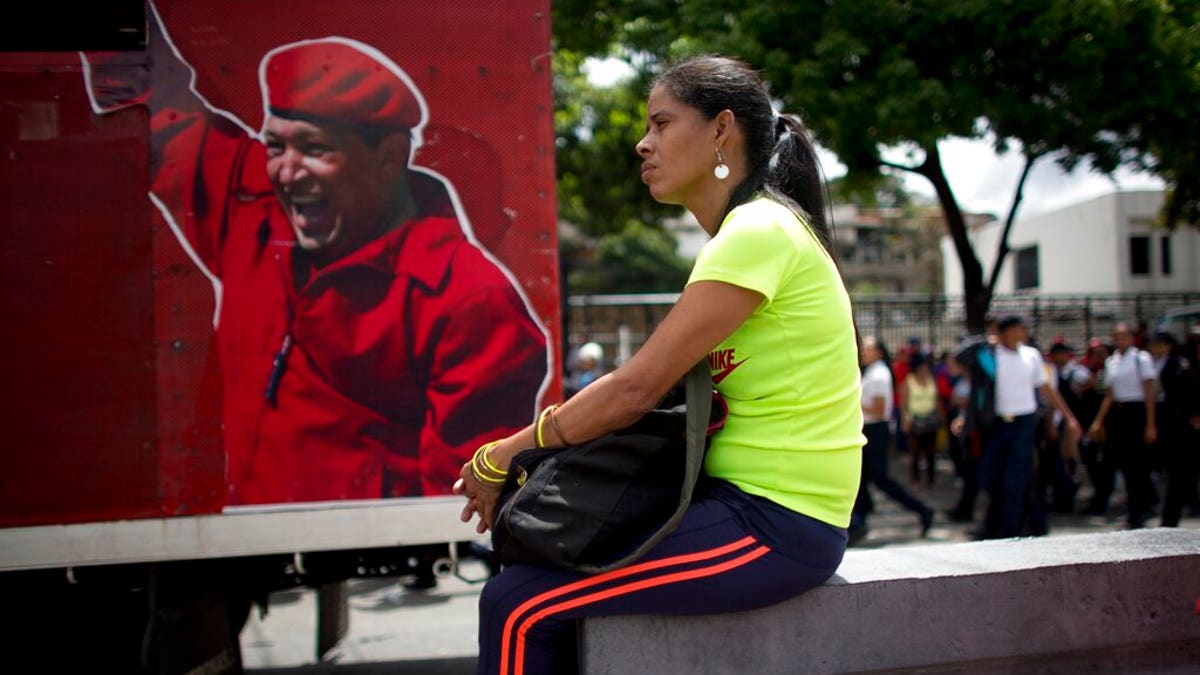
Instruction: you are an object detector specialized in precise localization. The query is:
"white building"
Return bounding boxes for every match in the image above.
[942,190,1200,296]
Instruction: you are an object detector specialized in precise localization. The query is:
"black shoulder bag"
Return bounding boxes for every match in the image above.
[490,360,724,574]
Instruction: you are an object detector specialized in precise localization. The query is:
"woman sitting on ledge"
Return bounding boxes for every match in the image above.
[455,54,864,675]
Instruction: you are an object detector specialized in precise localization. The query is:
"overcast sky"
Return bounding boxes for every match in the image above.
[584,57,1165,221]
[872,139,1164,220]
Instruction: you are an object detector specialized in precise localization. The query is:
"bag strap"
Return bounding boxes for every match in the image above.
[574,359,714,573]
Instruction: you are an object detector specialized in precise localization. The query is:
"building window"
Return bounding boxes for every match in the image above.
[1161,235,1172,276]
[858,229,883,264]
[1014,245,1039,290]
[1129,236,1150,276]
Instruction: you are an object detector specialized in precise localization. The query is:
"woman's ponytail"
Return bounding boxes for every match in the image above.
[766,113,832,254]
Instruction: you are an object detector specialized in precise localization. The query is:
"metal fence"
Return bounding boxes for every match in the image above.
[566,292,1200,363]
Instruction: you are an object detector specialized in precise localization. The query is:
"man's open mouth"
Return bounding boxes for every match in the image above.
[290,194,329,226]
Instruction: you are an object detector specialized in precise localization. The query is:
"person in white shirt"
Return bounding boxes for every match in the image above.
[979,315,1080,539]
[848,336,933,544]
[1087,322,1159,527]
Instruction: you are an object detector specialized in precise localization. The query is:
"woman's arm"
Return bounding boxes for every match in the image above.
[1088,389,1114,439]
[545,281,763,446]
[456,280,764,531]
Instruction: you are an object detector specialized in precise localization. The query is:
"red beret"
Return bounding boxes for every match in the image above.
[263,39,424,134]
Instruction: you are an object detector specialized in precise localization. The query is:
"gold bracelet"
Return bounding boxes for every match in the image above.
[535,405,556,449]
[471,442,507,484]
[473,442,504,475]
[472,464,507,485]
[472,460,507,484]
[547,406,578,446]
[472,442,496,467]
[477,441,506,476]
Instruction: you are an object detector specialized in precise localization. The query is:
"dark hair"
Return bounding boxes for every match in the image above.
[653,55,834,258]
[1149,331,1179,347]
[1049,342,1072,355]
[996,314,1026,331]
[909,353,929,371]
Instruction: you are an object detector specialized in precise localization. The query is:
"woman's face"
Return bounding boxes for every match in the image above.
[636,84,718,206]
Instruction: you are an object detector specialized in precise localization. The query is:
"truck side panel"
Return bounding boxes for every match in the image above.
[0,0,559,532]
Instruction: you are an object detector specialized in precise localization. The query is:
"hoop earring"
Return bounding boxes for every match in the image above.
[714,148,730,181]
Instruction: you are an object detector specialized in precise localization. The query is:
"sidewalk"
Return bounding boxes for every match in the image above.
[242,447,1197,672]
[849,448,1200,549]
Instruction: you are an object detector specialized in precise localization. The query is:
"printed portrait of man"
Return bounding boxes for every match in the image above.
[82,5,550,506]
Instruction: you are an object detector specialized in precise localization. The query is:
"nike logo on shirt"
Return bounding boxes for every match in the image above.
[708,348,749,384]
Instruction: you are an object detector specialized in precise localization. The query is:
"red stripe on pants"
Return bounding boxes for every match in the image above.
[498,535,759,675]
[507,543,770,675]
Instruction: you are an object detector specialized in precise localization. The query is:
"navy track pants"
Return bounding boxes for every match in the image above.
[476,479,847,675]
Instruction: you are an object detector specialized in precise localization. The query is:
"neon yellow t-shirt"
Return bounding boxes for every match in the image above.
[687,197,864,527]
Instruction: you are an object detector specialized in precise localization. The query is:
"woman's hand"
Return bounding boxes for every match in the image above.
[454,469,504,534]
[453,442,512,534]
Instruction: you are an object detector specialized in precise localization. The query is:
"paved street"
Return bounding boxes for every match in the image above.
[242,561,486,674]
[241,451,1199,673]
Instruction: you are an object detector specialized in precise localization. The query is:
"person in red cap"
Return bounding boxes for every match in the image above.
[82,5,548,505]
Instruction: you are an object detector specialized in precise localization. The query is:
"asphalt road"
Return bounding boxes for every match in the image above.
[241,452,1199,673]
[242,562,486,674]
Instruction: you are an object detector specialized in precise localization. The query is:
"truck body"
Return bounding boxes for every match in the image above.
[0,1,559,671]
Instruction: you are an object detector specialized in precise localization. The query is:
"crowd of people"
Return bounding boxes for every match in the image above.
[851,318,1200,544]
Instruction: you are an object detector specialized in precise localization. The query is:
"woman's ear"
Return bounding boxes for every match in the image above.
[714,109,736,144]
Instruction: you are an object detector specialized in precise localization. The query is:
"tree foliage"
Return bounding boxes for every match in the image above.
[553,50,694,294]
[553,50,675,239]
[567,221,692,294]
[553,0,1200,330]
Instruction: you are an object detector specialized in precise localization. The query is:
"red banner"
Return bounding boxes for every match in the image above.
[0,0,559,526]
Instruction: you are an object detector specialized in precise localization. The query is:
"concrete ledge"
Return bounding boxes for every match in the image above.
[581,529,1200,674]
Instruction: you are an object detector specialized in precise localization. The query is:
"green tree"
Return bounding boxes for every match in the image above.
[553,50,673,239]
[554,50,696,294]
[568,221,692,294]
[553,0,1200,331]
